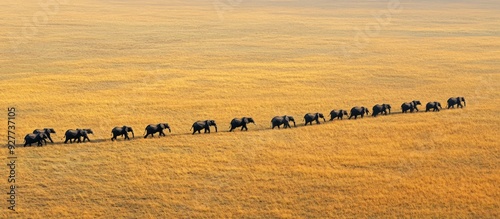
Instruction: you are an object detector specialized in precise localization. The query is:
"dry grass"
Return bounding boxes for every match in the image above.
[1,0,499,218]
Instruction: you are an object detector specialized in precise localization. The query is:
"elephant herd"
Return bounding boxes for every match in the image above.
[23,97,466,147]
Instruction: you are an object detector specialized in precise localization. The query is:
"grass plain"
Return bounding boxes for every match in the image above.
[0,0,499,218]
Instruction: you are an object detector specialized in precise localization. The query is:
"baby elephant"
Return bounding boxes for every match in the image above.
[24,133,48,147]
[229,117,255,132]
[426,102,442,112]
[144,123,171,138]
[304,113,326,125]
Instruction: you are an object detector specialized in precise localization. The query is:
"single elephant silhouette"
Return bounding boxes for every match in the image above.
[426,102,442,112]
[271,115,296,129]
[191,120,217,134]
[111,126,134,141]
[329,110,348,121]
[401,100,422,113]
[144,123,171,138]
[372,104,391,117]
[447,97,466,109]
[304,113,326,125]
[229,117,255,132]
[349,107,369,119]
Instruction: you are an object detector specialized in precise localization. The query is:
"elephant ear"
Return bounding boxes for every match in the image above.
[243,118,248,123]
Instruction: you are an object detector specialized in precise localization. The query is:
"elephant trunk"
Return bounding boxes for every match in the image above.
[214,125,218,132]
[463,99,466,106]
[131,130,135,138]
[168,128,171,133]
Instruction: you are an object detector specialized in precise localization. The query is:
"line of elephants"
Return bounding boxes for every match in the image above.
[23,97,466,147]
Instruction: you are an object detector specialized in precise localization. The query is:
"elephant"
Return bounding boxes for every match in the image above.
[79,129,94,142]
[111,126,134,141]
[229,117,255,132]
[349,107,369,119]
[144,123,171,138]
[426,102,442,112]
[447,97,466,109]
[401,100,422,113]
[33,128,56,144]
[329,110,348,121]
[64,129,93,144]
[191,120,217,134]
[372,104,391,117]
[24,133,48,147]
[271,115,296,129]
[304,113,326,125]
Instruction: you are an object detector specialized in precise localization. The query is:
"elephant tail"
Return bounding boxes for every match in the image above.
[189,126,193,131]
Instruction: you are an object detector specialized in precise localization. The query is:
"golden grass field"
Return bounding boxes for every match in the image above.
[1,0,499,217]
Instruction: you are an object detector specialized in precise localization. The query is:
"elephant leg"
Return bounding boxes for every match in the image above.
[144,133,149,138]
